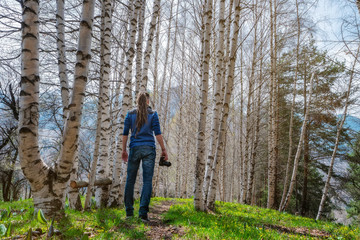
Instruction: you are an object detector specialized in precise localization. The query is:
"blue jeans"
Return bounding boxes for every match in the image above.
[124,145,156,217]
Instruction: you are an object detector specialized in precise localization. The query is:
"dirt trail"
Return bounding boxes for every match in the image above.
[145,200,185,240]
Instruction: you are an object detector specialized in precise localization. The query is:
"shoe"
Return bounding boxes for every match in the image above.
[139,215,150,223]
[126,214,133,220]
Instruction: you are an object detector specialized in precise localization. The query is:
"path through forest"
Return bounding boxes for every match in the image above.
[145,200,186,239]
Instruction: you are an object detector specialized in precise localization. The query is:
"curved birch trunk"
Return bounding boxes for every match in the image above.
[19,0,47,213]
[207,0,241,211]
[56,0,81,209]
[19,0,95,218]
[316,48,358,220]
[95,0,113,208]
[279,73,315,212]
[194,0,212,212]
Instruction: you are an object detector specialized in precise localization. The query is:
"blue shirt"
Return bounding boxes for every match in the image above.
[123,107,162,148]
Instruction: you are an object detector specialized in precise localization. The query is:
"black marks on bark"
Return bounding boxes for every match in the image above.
[20,90,31,96]
[80,20,92,30]
[68,103,76,108]
[22,6,37,15]
[44,168,57,196]
[19,127,36,136]
[23,33,37,39]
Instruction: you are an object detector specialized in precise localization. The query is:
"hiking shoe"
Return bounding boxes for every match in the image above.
[126,214,133,220]
[139,215,150,223]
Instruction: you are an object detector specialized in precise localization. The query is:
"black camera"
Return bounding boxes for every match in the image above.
[159,156,171,167]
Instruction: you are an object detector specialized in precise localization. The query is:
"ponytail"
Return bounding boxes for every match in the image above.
[136,92,150,135]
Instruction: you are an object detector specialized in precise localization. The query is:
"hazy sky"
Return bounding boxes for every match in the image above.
[312,0,360,118]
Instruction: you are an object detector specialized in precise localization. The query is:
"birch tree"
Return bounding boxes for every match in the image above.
[207,0,241,211]
[19,0,96,217]
[316,47,358,220]
[203,0,226,204]
[56,0,70,122]
[108,0,141,206]
[140,0,161,92]
[194,0,213,211]
[279,0,301,209]
[95,0,113,208]
[279,73,315,212]
[267,0,278,209]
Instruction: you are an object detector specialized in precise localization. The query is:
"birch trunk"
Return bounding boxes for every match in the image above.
[279,73,315,212]
[135,0,146,95]
[95,0,113,208]
[140,0,161,92]
[84,85,103,210]
[316,48,358,220]
[203,0,226,205]
[153,11,161,109]
[56,0,81,208]
[194,0,212,211]
[246,55,261,204]
[107,23,127,207]
[112,0,141,204]
[56,0,70,122]
[267,0,278,209]
[207,0,241,211]
[159,0,174,109]
[279,0,300,209]
[244,12,258,203]
[68,153,82,210]
[19,0,96,218]
[239,43,245,203]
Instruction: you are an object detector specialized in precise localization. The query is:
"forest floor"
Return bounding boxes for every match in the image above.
[0,197,359,239]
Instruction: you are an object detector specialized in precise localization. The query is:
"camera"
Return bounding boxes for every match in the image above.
[159,156,171,167]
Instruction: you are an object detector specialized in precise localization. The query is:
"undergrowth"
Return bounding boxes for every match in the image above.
[0,197,359,239]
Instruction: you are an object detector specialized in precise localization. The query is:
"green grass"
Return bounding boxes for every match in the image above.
[163,199,360,240]
[0,198,150,239]
[0,197,359,239]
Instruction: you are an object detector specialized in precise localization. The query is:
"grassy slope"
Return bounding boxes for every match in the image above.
[0,197,359,239]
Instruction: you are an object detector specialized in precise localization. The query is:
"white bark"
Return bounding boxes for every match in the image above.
[56,0,70,122]
[135,0,146,95]
[140,0,161,92]
[279,0,300,210]
[194,0,212,212]
[20,0,96,217]
[68,153,82,210]
[84,83,103,210]
[267,0,278,209]
[107,22,127,207]
[207,0,241,211]
[203,0,226,205]
[95,0,113,208]
[279,73,315,212]
[109,0,141,206]
[316,48,358,220]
